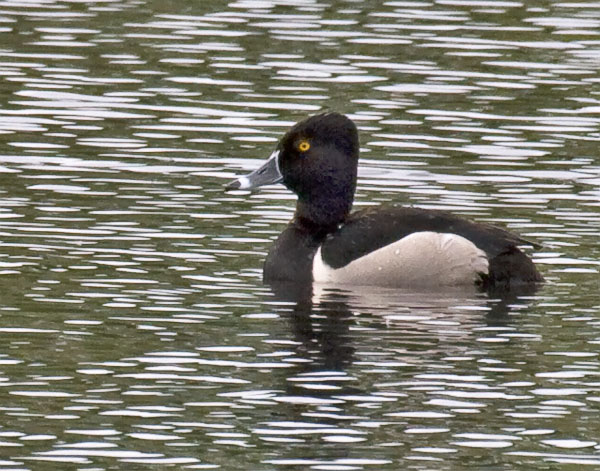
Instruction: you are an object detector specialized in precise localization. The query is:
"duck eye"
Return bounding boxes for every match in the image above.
[297,140,311,152]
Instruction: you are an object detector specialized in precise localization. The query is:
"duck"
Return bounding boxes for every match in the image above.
[226,112,543,291]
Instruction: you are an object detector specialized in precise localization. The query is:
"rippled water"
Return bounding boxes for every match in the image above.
[0,0,599,469]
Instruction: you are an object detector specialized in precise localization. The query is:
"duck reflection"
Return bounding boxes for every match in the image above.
[275,282,356,373]
[268,280,540,398]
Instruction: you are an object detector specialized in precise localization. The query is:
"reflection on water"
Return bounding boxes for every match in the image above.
[0,0,599,469]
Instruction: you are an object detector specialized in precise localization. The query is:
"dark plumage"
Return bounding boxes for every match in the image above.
[227,112,543,291]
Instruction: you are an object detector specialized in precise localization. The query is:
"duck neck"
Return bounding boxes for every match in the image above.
[294,192,353,233]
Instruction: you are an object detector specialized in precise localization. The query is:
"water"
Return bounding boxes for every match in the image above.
[0,0,599,469]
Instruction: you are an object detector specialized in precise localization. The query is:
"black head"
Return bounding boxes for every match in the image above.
[226,112,360,228]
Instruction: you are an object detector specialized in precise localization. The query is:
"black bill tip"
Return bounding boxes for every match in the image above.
[224,179,241,191]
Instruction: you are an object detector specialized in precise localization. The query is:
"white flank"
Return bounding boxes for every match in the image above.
[313,231,489,288]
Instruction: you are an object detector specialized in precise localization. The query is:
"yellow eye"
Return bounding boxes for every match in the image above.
[297,140,311,152]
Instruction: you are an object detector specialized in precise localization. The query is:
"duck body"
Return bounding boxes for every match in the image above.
[227,112,543,291]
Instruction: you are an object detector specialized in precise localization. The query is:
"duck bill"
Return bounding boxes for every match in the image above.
[226,150,283,190]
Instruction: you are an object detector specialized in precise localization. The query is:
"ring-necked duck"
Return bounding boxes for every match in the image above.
[226,112,543,290]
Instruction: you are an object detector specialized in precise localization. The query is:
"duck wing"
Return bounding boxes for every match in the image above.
[320,205,537,270]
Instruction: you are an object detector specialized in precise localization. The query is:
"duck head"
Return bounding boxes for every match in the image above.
[227,112,360,228]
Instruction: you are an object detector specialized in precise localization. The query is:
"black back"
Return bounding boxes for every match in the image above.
[321,205,528,267]
[319,205,543,288]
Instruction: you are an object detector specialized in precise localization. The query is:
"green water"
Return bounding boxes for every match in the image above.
[0,0,599,469]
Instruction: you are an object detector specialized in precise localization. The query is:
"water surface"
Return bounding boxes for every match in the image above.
[0,0,599,469]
